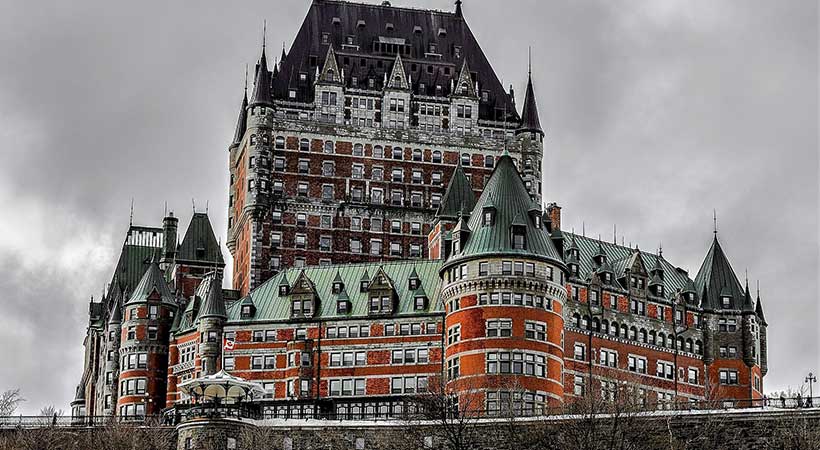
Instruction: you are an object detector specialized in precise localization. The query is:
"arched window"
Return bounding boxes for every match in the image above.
[373,145,384,158]
[299,138,309,151]
[629,326,637,340]
[353,143,364,156]
[592,318,600,332]
[392,145,403,160]
[620,324,628,339]
[484,155,494,168]
[677,337,684,350]
[432,150,442,164]
[412,148,422,161]
[460,82,468,94]
[573,313,581,328]
[601,320,609,334]
[639,329,648,343]
[461,153,471,166]
[658,333,666,347]
[581,315,590,330]
[649,330,656,345]
[686,339,694,353]
[324,140,334,154]
[610,321,618,336]
[695,340,703,355]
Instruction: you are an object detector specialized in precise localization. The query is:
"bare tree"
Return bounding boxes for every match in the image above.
[0,389,25,416]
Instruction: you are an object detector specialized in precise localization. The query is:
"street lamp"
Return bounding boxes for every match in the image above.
[806,373,816,406]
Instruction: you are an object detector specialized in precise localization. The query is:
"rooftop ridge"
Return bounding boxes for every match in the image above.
[319,0,460,17]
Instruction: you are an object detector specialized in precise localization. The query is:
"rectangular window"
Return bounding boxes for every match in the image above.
[486,319,512,337]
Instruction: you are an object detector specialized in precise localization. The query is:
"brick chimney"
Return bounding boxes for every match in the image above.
[546,203,561,231]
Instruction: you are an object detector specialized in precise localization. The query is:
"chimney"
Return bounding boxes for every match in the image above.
[546,203,561,231]
[162,212,179,264]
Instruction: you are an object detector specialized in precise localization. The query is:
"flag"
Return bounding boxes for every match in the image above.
[223,338,235,351]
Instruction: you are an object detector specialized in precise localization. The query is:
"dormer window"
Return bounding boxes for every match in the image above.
[534,215,542,229]
[452,239,460,254]
[482,208,495,226]
[336,300,349,314]
[414,296,428,310]
[332,281,344,294]
[360,280,369,292]
[603,273,611,284]
[279,285,290,296]
[292,298,313,317]
[721,296,732,309]
[240,304,255,319]
[511,226,526,250]
[656,285,664,296]
[409,278,420,290]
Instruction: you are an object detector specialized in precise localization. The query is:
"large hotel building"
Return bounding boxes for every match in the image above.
[73,0,768,420]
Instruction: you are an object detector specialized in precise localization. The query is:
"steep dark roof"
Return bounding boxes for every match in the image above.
[755,295,766,324]
[693,237,744,311]
[518,73,542,134]
[177,213,224,265]
[272,0,518,122]
[436,164,476,219]
[250,46,273,107]
[450,154,564,266]
[107,291,122,324]
[110,226,163,293]
[125,257,176,305]
[231,89,248,148]
[197,274,227,320]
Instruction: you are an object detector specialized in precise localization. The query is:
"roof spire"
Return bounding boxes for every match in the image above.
[455,0,463,18]
[262,20,267,51]
[231,68,249,148]
[250,26,273,107]
[517,51,543,136]
[281,41,287,64]
[129,198,134,227]
[713,209,718,236]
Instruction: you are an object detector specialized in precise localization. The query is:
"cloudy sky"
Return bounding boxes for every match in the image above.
[0,0,816,414]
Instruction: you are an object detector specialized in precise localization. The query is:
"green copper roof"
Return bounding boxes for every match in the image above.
[198,274,227,320]
[564,233,694,299]
[436,164,476,219]
[177,213,224,265]
[693,236,744,310]
[226,259,443,322]
[111,240,161,293]
[125,257,176,305]
[449,154,564,266]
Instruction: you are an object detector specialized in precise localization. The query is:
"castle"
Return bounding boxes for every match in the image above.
[72,0,768,422]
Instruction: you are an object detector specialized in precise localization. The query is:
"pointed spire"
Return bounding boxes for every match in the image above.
[387,53,409,90]
[280,41,287,66]
[437,164,477,219]
[108,295,122,325]
[742,276,755,312]
[231,67,249,148]
[694,235,745,311]
[454,0,463,18]
[318,45,341,84]
[250,37,273,107]
[755,283,766,324]
[126,256,175,305]
[518,56,543,136]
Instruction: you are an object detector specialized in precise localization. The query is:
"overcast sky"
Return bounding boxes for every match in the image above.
[0,0,816,414]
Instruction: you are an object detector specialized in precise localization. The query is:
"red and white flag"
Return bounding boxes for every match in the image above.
[223,338,235,351]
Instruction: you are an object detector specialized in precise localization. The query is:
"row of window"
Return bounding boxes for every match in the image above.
[391,348,430,365]
[285,234,422,258]
[120,353,148,370]
[571,343,700,383]
[478,292,553,310]
[571,314,704,354]
[119,378,147,395]
[486,351,547,378]
[256,179,446,208]
[263,135,494,168]
[485,390,547,416]
[572,287,695,326]
[271,213,428,235]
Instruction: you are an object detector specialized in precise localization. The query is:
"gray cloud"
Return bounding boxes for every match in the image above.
[0,0,815,413]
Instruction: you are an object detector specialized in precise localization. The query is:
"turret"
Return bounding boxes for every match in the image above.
[117,253,177,417]
[440,154,567,414]
[516,65,544,204]
[102,289,123,415]
[196,273,227,376]
[162,212,178,266]
[428,164,476,260]
[756,292,768,376]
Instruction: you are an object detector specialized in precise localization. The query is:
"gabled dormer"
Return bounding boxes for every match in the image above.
[565,234,581,277]
[592,241,607,267]
[452,217,471,254]
[408,268,421,291]
[367,267,396,316]
[317,46,341,85]
[481,201,496,227]
[528,205,542,229]
[453,59,477,97]
[239,296,256,319]
[412,285,429,311]
[278,271,291,296]
[331,271,344,294]
[681,279,698,305]
[290,271,318,319]
[509,213,527,250]
[359,270,370,292]
[386,54,409,91]
[335,288,351,315]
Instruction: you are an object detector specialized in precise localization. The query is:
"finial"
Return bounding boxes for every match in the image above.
[658,243,663,257]
[745,268,749,286]
[164,201,167,217]
[582,222,585,237]
[244,64,249,94]
[262,20,267,50]
[502,101,509,155]
[192,198,196,214]
[528,46,532,77]
[613,224,616,244]
[129,198,134,227]
[756,279,760,297]
[713,209,717,236]
[205,200,209,214]
[455,0,463,18]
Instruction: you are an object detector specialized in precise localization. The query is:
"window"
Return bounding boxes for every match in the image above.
[295,234,307,249]
[574,343,586,360]
[461,153,471,166]
[322,161,335,176]
[657,361,674,380]
[484,155,494,168]
[392,168,403,182]
[486,319,512,337]
[329,378,366,397]
[719,369,739,385]
[688,367,699,384]
[299,138,309,151]
[324,141,334,153]
[148,305,158,320]
[322,184,334,200]
[320,236,332,252]
[486,351,546,377]
[350,239,362,254]
[525,321,546,341]
[370,239,382,255]
[298,159,309,174]
[353,143,364,156]
[478,262,489,276]
[148,325,158,340]
[412,148,422,161]
[599,349,617,368]
[447,325,461,344]
[392,146,403,159]
[297,182,308,196]
[574,375,585,396]
[627,355,647,374]
[447,357,460,380]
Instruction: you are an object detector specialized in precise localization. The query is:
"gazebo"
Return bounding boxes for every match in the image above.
[176,370,265,421]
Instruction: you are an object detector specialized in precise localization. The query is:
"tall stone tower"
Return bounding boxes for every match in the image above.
[196,273,228,376]
[515,69,544,205]
[439,154,567,413]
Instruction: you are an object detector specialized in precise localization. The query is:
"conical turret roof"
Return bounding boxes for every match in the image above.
[250,46,273,107]
[451,154,563,266]
[436,164,476,219]
[108,294,122,324]
[742,280,755,312]
[126,254,175,305]
[231,89,248,148]
[755,295,766,325]
[198,274,227,320]
[518,73,543,135]
[693,236,744,310]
